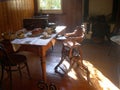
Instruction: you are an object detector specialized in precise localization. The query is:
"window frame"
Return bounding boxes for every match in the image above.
[37,0,63,14]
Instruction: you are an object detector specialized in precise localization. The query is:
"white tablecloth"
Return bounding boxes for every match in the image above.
[11,26,66,46]
[11,26,66,51]
[110,35,120,45]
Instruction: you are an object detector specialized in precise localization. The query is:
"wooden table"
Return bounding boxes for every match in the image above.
[11,26,66,81]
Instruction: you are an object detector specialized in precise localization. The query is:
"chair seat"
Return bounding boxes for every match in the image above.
[3,54,27,66]
[63,41,80,48]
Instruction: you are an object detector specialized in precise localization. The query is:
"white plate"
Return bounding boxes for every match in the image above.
[27,33,41,37]
[56,36,66,40]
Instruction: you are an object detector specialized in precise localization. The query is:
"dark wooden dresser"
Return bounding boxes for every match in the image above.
[23,18,48,30]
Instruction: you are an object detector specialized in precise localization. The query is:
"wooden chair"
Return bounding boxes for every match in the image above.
[0,42,31,90]
[54,25,90,82]
[54,39,90,81]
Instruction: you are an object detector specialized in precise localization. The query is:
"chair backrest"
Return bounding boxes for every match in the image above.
[0,40,15,54]
[0,44,11,66]
[65,25,86,44]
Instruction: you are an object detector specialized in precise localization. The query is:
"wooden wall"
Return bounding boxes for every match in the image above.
[62,0,83,32]
[89,0,113,16]
[34,0,83,32]
[0,0,83,39]
[0,0,34,38]
[0,0,120,38]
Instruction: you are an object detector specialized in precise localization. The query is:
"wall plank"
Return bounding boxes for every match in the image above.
[0,0,34,38]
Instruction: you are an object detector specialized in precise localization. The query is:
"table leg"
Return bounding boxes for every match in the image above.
[39,40,56,82]
[40,47,47,82]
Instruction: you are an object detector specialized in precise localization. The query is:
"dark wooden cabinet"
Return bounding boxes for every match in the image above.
[23,18,48,30]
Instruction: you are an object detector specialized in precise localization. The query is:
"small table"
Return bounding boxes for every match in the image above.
[11,26,66,82]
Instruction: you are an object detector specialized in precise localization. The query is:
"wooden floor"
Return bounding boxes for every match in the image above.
[1,39,120,90]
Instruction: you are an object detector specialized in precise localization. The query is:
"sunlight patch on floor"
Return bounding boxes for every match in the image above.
[63,59,120,90]
[68,69,78,80]
[83,60,120,90]
[59,58,119,90]
[62,60,70,69]
[61,60,78,80]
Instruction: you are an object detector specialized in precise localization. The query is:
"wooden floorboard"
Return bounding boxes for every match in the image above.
[1,39,120,90]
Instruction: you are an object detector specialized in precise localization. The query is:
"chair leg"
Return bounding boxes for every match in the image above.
[0,81,2,90]
[7,67,12,90]
[77,61,91,83]
[0,66,4,90]
[25,62,31,79]
[0,66,4,81]
[54,46,67,70]
[4,67,13,90]
[18,65,22,78]
[54,57,65,71]
[9,71,12,90]
[66,57,76,74]
[108,43,113,56]
[86,68,90,82]
[82,64,90,82]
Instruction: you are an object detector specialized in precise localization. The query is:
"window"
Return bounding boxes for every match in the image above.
[37,0,62,14]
